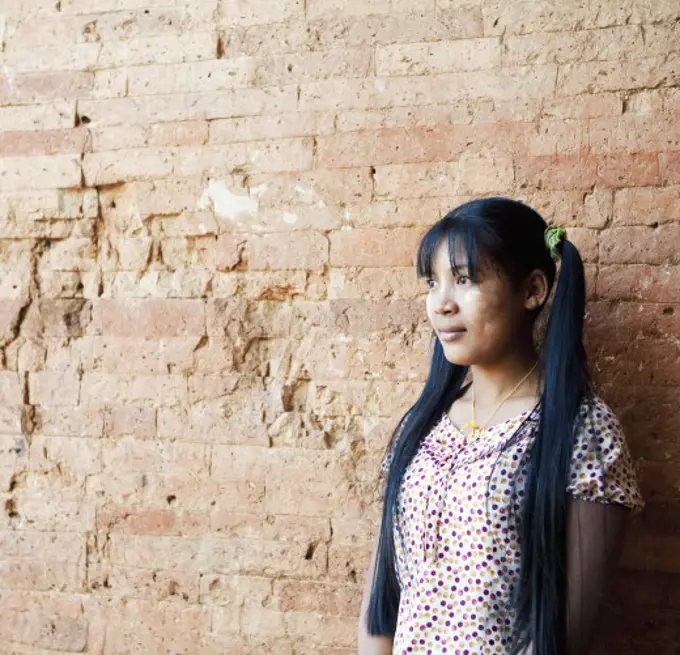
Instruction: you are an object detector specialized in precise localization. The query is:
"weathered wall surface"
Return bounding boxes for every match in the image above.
[0,0,678,652]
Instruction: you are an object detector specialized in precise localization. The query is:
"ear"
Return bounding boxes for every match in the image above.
[523,269,550,311]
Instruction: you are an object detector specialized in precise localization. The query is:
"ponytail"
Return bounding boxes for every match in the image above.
[512,238,593,655]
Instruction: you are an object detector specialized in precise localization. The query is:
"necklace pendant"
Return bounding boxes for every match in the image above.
[461,421,482,440]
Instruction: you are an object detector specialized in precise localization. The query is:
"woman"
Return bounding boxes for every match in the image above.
[358,198,643,655]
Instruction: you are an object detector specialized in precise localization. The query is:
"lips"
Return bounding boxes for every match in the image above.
[437,327,466,342]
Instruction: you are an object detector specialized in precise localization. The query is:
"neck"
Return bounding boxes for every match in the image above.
[468,347,540,405]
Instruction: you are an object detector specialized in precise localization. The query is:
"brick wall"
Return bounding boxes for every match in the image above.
[0,0,678,652]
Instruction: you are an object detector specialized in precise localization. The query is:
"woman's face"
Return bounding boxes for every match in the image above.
[425,239,531,367]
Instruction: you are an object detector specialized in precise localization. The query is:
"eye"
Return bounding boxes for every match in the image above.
[456,275,471,285]
[424,278,437,289]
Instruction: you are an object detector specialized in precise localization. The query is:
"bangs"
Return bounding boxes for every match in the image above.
[416,216,499,281]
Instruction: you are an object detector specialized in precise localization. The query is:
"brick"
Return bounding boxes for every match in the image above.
[101,439,208,477]
[148,121,209,147]
[0,102,75,132]
[308,0,434,19]
[210,512,330,542]
[613,187,680,225]
[0,154,82,191]
[597,266,680,303]
[77,87,298,127]
[83,139,312,185]
[33,405,103,438]
[330,228,421,267]
[528,119,587,155]
[0,71,94,105]
[660,152,680,185]
[0,128,88,158]
[0,558,84,592]
[375,148,515,198]
[273,579,360,615]
[104,406,156,439]
[329,267,423,299]
[222,0,303,25]
[80,373,187,406]
[103,270,214,299]
[90,299,205,337]
[590,115,680,153]
[2,42,101,73]
[483,1,635,36]
[503,26,642,66]
[516,153,660,190]
[542,93,622,119]
[96,32,217,69]
[28,372,79,405]
[600,226,680,265]
[97,506,209,536]
[247,232,328,270]
[300,66,557,111]
[317,123,527,168]
[227,9,482,57]
[264,448,362,517]
[557,55,680,95]
[209,112,335,145]
[376,38,501,76]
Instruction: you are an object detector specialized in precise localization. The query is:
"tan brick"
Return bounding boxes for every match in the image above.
[0,154,81,191]
[557,55,680,95]
[542,93,622,119]
[273,579,361,615]
[590,115,680,153]
[247,232,328,270]
[503,26,642,66]
[33,405,103,438]
[483,1,634,36]
[77,87,298,127]
[0,102,75,132]
[376,38,500,76]
[209,112,335,145]
[2,42,101,73]
[148,121,209,147]
[307,0,434,19]
[0,71,94,105]
[222,0,303,25]
[81,373,187,406]
[210,512,330,542]
[300,66,557,111]
[28,371,79,405]
[227,9,482,57]
[96,32,217,69]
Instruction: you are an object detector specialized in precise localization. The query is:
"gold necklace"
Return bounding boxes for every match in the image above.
[461,362,538,441]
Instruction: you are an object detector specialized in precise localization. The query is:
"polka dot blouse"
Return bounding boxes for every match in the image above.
[381,395,644,654]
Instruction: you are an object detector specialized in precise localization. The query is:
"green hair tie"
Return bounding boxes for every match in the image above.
[545,226,567,260]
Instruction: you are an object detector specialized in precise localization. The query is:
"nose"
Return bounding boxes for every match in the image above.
[432,290,458,315]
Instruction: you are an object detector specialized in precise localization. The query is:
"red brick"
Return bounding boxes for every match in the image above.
[516,153,661,190]
[600,226,680,265]
[97,506,209,536]
[614,186,680,226]
[660,151,680,185]
[597,265,680,303]
[590,115,680,153]
[330,228,423,267]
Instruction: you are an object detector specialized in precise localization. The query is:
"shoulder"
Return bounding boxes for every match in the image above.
[568,393,644,511]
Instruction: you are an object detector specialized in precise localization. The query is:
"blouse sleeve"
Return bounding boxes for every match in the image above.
[567,396,644,512]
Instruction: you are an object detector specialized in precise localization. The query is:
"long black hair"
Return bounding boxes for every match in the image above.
[366,197,593,655]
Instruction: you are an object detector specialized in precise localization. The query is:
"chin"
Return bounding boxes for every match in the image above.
[439,342,474,367]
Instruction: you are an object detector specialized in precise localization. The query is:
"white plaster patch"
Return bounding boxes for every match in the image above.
[198,180,261,220]
[282,212,298,225]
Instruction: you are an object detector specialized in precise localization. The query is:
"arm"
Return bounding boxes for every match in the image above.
[565,496,628,655]
[358,531,394,655]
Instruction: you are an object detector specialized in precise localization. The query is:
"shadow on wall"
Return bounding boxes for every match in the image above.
[586,300,680,654]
